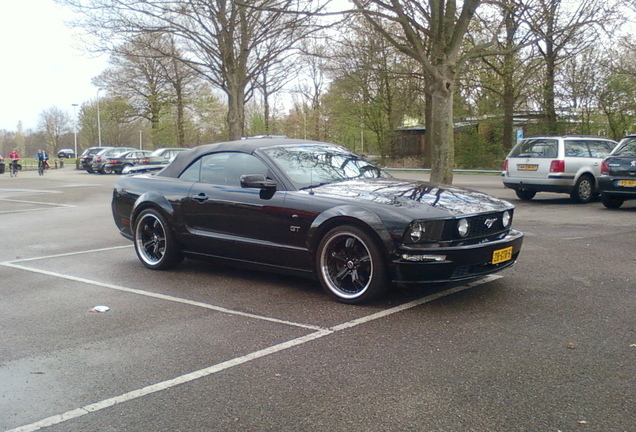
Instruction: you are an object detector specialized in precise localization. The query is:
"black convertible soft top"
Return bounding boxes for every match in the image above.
[157,137,323,178]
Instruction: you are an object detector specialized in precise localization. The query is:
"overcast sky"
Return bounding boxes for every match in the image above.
[0,0,108,132]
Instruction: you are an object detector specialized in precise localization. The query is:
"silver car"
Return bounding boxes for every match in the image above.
[502,135,617,203]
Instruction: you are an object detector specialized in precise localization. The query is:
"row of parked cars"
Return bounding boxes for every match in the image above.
[502,134,636,209]
[78,146,187,174]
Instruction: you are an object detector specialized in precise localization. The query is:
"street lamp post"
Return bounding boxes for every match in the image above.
[96,89,103,146]
[71,103,79,158]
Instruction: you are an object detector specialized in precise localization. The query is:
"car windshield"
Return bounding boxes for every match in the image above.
[614,137,636,156]
[509,139,558,158]
[261,144,387,190]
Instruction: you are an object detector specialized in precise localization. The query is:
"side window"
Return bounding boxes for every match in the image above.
[564,141,590,157]
[200,153,232,184]
[220,153,270,186]
[179,159,201,182]
[587,141,614,158]
[179,152,271,185]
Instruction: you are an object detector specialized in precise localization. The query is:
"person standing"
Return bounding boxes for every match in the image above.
[36,149,49,176]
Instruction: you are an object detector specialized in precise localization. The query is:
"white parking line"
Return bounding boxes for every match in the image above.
[2,247,501,432]
[1,261,326,332]
[0,198,75,214]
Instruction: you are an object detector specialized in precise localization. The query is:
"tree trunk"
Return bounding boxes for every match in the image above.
[226,79,246,140]
[502,67,515,151]
[544,51,558,134]
[428,73,455,185]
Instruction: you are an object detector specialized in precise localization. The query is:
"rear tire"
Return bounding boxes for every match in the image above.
[133,209,183,270]
[571,175,594,203]
[316,225,388,304]
[601,194,624,209]
[515,189,536,200]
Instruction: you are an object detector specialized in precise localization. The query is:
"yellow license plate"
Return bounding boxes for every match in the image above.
[617,179,636,187]
[492,246,513,264]
[517,164,538,171]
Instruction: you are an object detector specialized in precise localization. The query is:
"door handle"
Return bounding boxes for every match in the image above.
[193,193,208,202]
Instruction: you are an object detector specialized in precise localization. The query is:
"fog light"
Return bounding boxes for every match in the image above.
[401,254,446,262]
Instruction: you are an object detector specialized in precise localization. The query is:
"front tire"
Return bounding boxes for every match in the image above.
[316,225,388,304]
[571,175,594,203]
[133,209,183,270]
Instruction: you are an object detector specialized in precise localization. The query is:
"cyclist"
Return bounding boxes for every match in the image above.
[8,149,20,177]
[36,149,49,176]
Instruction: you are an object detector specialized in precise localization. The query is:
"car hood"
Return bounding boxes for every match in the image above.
[309,178,513,216]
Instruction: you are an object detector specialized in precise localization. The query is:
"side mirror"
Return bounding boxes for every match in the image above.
[240,174,277,190]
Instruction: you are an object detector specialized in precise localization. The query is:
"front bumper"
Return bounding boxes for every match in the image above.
[391,229,524,285]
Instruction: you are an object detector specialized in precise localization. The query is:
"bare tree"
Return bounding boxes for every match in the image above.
[59,0,324,140]
[94,34,202,147]
[39,106,70,154]
[465,0,542,150]
[521,0,619,133]
[349,0,481,184]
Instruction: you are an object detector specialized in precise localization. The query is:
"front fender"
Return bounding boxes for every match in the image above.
[307,205,396,257]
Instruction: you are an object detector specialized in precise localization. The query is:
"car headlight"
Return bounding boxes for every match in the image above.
[457,218,469,237]
[502,210,511,228]
[409,222,425,242]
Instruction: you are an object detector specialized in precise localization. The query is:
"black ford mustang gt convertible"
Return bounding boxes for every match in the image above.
[112,138,524,304]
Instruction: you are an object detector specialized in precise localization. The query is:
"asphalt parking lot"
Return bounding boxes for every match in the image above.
[1,167,634,432]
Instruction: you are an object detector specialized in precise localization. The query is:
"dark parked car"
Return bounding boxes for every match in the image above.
[112,138,524,304]
[599,135,636,208]
[120,148,186,174]
[57,149,75,158]
[79,147,112,172]
[139,147,187,166]
[91,147,137,173]
[103,150,153,174]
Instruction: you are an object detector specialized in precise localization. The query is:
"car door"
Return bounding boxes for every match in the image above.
[180,151,303,268]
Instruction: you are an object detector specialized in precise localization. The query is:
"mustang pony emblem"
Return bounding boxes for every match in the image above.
[484,218,498,229]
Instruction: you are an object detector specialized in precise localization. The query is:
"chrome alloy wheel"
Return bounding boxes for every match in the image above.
[319,231,374,300]
[135,212,167,266]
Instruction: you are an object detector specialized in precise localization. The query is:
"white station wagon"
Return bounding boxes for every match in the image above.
[502,135,617,203]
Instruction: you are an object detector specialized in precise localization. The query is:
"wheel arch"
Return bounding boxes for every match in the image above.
[574,169,598,188]
[307,206,396,262]
[131,192,176,228]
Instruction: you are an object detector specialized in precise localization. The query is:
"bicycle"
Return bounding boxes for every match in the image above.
[9,160,20,177]
[37,159,49,176]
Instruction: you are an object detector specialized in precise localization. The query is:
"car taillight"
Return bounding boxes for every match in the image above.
[601,160,610,175]
[108,159,117,163]
[140,158,149,163]
[502,160,508,172]
[95,157,102,163]
[550,160,565,173]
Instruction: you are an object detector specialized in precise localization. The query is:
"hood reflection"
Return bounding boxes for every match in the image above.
[311,178,511,215]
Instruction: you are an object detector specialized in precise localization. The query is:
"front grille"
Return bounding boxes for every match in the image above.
[450,211,512,241]
[467,213,506,238]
